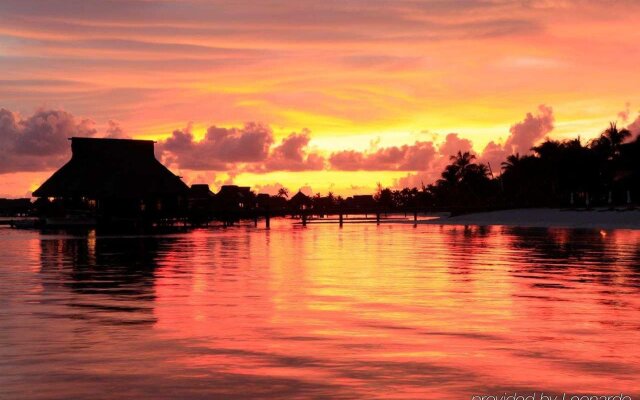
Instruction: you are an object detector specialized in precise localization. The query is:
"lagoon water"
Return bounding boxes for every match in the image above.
[1,219,639,399]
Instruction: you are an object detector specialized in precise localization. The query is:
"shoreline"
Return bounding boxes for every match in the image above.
[421,208,640,230]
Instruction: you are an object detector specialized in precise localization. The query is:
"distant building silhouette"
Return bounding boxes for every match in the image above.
[0,198,32,216]
[33,137,189,226]
[188,184,215,224]
[215,185,253,211]
[289,190,311,214]
[347,195,376,210]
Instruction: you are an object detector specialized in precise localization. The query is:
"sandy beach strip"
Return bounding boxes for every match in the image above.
[421,208,640,230]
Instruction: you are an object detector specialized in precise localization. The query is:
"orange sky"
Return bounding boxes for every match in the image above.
[1,0,639,197]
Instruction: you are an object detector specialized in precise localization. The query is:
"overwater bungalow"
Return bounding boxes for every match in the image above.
[215,185,253,209]
[33,137,189,227]
[188,184,215,224]
[288,191,312,215]
[346,195,376,211]
[210,185,254,224]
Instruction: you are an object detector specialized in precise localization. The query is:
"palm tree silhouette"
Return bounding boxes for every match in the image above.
[451,151,475,168]
[501,153,521,171]
[277,187,289,198]
[590,122,632,160]
[450,151,476,182]
[604,122,631,147]
[603,122,631,158]
[327,191,335,205]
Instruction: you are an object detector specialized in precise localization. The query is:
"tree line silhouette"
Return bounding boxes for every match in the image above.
[9,122,637,225]
[269,122,639,214]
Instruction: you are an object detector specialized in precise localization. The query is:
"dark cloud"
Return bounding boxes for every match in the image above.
[0,108,96,173]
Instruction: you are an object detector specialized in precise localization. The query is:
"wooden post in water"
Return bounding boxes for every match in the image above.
[302,211,307,226]
[570,192,574,208]
[339,212,343,227]
[265,209,270,229]
[376,212,380,225]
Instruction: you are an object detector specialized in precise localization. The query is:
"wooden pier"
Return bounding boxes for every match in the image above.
[297,208,424,227]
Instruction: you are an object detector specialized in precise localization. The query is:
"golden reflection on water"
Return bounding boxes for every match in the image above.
[0,222,639,399]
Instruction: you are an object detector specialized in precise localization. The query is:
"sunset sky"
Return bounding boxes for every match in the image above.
[1,0,640,197]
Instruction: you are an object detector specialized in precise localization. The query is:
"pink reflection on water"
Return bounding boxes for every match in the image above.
[149,223,640,398]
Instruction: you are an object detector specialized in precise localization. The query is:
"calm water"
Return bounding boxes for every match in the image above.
[1,220,639,399]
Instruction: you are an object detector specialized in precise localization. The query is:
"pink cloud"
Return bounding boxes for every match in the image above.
[161,125,325,172]
[618,102,631,122]
[626,113,640,138]
[0,108,96,173]
[329,141,436,171]
[437,133,473,158]
[160,122,274,170]
[104,120,129,139]
[0,105,561,197]
[480,141,509,176]
[394,133,476,188]
[253,182,286,196]
[479,105,555,174]
[395,107,555,189]
[503,104,554,155]
[395,173,430,190]
[260,130,325,172]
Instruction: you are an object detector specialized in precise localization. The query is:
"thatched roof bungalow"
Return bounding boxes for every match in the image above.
[289,190,312,211]
[33,137,189,221]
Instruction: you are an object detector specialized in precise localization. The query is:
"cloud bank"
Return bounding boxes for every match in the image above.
[159,124,325,172]
[0,105,559,180]
[0,104,606,197]
[479,104,555,171]
[328,141,436,171]
[396,105,556,188]
[0,108,96,173]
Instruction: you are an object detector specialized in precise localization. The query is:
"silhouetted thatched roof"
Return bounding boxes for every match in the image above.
[289,190,311,206]
[33,138,189,198]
